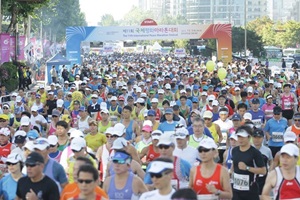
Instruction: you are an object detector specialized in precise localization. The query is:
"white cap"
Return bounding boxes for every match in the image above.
[203,111,213,119]
[100,102,107,110]
[112,123,126,137]
[47,135,58,146]
[236,130,250,137]
[198,137,218,149]
[229,133,238,141]
[69,129,84,139]
[105,127,114,135]
[157,132,174,146]
[284,131,297,143]
[70,137,86,151]
[165,84,171,89]
[112,74,117,78]
[148,160,174,173]
[50,83,55,86]
[247,87,253,93]
[20,116,30,126]
[158,89,164,94]
[16,96,22,103]
[64,81,69,84]
[174,127,189,139]
[0,127,10,136]
[151,98,158,103]
[111,96,118,101]
[14,130,26,137]
[201,92,208,96]
[280,143,299,157]
[48,91,54,95]
[91,94,98,98]
[23,141,34,151]
[244,112,252,120]
[191,109,201,116]
[141,93,147,98]
[143,120,153,127]
[208,95,215,101]
[6,152,22,164]
[136,98,145,104]
[101,108,109,114]
[180,89,187,94]
[269,80,274,84]
[235,87,241,91]
[151,130,163,140]
[136,87,142,93]
[33,138,49,150]
[39,85,45,89]
[212,100,219,106]
[57,99,64,107]
[31,105,39,112]
[111,138,128,149]
[11,92,18,97]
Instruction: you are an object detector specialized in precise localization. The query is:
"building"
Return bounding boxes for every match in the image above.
[269,0,300,22]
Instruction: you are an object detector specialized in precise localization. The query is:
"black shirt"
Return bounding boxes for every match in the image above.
[87,103,101,116]
[46,99,57,115]
[16,175,59,200]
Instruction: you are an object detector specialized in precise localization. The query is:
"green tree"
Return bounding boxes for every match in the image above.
[120,6,154,26]
[98,14,118,26]
[232,26,263,57]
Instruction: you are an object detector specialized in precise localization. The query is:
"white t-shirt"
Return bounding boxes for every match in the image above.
[173,145,199,166]
[214,119,233,149]
[30,114,47,131]
[139,189,176,200]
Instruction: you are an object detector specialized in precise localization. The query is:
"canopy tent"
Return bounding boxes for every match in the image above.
[152,41,162,51]
[46,53,71,84]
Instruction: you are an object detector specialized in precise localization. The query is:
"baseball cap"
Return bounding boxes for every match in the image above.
[118,96,125,101]
[140,93,147,98]
[136,98,145,104]
[236,129,250,137]
[165,108,173,114]
[111,138,128,150]
[294,113,300,120]
[91,94,98,99]
[27,130,39,140]
[247,87,253,93]
[31,105,38,112]
[111,151,132,164]
[25,152,44,165]
[234,87,241,91]
[280,143,299,157]
[148,160,174,174]
[198,138,218,149]
[212,100,219,106]
[52,110,60,117]
[201,92,208,96]
[158,89,164,94]
[0,114,9,120]
[143,120,153,127]
[191,109,201,116]
[101,108,109,114]
[57,99,64,107]
[165,84,171,89]
[284,131,297,143]
[105,127,114,135]
[151,98,158,103]
[203,111,213,119]
[157,132,174,146]
[193,85,199,90]
[273,106,282,115]
[23,141,34,151]
[232,114,242,121]
[16,96,22,103]
[180,89,187,94]
[6,152,22,164]
[14,130,27,144]
[252,98,260,104]
[70,137,86,151]
[147,110,156,116]
[192,97,199,103]
[207,95,215,101]
[244,112,252,120]
[21,116,30,126]
[111,96,118,101]
[69,129,84,139]
[174,127,189,139]
[47,135,58,146]
[112,123,126,137]
[136,87,142,93]
[252,129,264,137]
[48,91,54,95]
[39,85,45,89]
[33,138,49,150]
[2,104,9,109]
[151,130,163,140]
[142,125,152,133]
[229,133,238,141]
[0,127,10,136]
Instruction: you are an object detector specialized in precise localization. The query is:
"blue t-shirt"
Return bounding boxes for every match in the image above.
[248,110,265,128]
[264,118,288,147]
[0,173,24,200]
[43,159,68,186]
[175,99,193,108]
[158,121,178,133]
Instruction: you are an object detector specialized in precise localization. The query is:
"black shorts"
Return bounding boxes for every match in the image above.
[233,183,260,200]
[282,109,294,120]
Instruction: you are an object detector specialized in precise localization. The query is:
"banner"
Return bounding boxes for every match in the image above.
[18,36,25,60]
[0,34,11,64]
[103,46,114,55]
[174,48,186,57]
[10,35,25,61]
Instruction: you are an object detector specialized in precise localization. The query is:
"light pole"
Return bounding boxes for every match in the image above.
[244,0,247,57]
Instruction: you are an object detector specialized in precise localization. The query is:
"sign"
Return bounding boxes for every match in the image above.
[141,19,157,26]
[174,48,186,57]
[0,34,10,63]
[103,46,114,55]
[66,24,232,65]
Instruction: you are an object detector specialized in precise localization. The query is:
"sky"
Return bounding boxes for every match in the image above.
[79,0,138,26]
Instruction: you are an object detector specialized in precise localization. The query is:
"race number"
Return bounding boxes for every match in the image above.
[233,173,250,191]
[272,132,284,142]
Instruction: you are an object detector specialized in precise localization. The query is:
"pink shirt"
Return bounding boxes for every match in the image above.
[261,103,276,121]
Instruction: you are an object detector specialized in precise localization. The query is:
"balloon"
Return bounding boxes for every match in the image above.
[218,68,227,80]
[206,61,215,72]
[168,57,172,61]
[161,57,165,61]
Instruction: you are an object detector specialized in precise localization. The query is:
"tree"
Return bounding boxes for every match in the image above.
[98,14,118,26]
[232,26,263,57]
[119,6,155,26]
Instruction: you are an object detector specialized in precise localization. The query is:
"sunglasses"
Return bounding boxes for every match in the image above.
[112,159,127,164]
[6,162,18,166]
[106,135,119,139]
[52,116,58,118]
[72,148,82,153]
[198,148,212,153]
[150,170,171,179]
[294,119,300,122]
[50,144,57,148]
[26,163,39,168]
[77,179,94,184]
[158,145,171,149]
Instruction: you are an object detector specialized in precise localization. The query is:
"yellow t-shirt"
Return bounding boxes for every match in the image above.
[208,123,219,143]
[85,133,106,152]
[39,92,47,104]
[67,155,97,183]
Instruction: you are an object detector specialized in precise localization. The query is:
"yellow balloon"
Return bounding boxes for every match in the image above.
[168,57,172,61]
[218,68,227,80]
[206,61,215,72]
[161,57,165,61]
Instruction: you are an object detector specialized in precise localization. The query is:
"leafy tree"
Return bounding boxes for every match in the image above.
[98,14,118,26]
[119,6,154,26]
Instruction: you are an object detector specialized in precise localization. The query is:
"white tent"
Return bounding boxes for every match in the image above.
[152,41,162,51]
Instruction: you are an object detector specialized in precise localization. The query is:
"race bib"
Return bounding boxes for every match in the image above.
[196,195,218,200]
[233,173,250,191]
[218,130,227,150]
[284,101,291,109]
[252,119,262,128]
[272,132,284,142]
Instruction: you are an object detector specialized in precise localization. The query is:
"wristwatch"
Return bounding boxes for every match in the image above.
[246,166,250,171]
[215,190,221,196]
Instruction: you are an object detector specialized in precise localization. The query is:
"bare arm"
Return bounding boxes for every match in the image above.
[270,153,280,171]
[215,124,223,144]
[223,150,228,167]
[133,121,140,137]
[261,170,276,200]
[139,146,149,160]
[188,166,196,188]
[133,176,148,195]
[132,160,145,180]
[219,167,233,199]
[102,176,111,194]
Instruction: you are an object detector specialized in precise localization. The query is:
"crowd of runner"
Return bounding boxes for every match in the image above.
[0,53,299,200]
